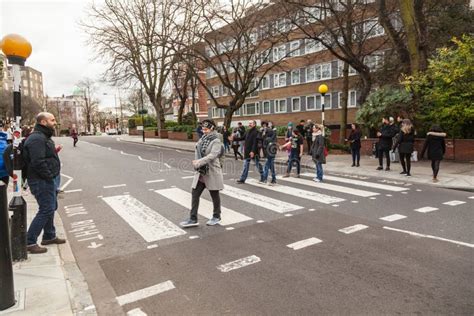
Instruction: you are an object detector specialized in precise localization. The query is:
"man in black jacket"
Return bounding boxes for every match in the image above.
[236,120,264,184]
[304,119,314,155]
[24,112,65,254]
[376,117,398,171]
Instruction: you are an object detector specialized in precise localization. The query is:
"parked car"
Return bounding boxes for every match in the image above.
[107,129,118,135]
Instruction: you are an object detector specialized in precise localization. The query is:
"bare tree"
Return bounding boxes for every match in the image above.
[76,78,99,133]
[82,0,185,136]
[174,0,294,128]
[280,0,390,142]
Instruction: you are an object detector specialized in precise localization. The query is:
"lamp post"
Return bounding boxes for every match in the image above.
[318,84,329,137]
[0,33,32,310]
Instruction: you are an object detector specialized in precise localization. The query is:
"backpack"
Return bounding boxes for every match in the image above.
[3,139,28,177]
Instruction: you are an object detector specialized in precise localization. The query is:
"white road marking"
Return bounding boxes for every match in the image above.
[303,174,409,192]
[222,185,303,213]
[351,201,359,203]
[104,184,127,189]
[226,227,235,231]
[414,206,439,213]
[386,194,393,197]
[217,255,261,272]
[416,189,422,192]
[287,237,322,250]
[369,197,377,200]
[127,308,147,316]
[164,163,171,169]
[379,214,407,222]
[339,224,368,234]
[120,151,137,157]
[284,214,293,217]
[383,226,474,248]
[65,189,82,193]
[176,150,183,153]
[332,204,339,207]
[246,179,344,205]
[60,173,74,191]
[145,179,165,184]
[256,220,265,223]
[116,280,175,306]
[189,235,199,239]
[401,192,408,194]
[147,244,158,249]
[443,200,466,206]
[308,208,315,211]
[181,176,194,179]
[84,305,96,311]
[138,156,155,163]
[64,203,83,208]
[155,188,252,226]
[102,195,186,242]
[279,175,379,197]
[468,196,474,199]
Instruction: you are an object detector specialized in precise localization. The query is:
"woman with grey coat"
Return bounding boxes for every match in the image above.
[180,119,224,228]
[311,124,326,182]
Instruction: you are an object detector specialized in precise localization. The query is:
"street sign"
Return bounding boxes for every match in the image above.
[137,126,144,131]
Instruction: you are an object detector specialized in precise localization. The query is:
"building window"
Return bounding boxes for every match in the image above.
[291,69,300,85]
[249,79,259,98]
[262,100,271,114]
[234,108,241,116]
[222,86,229,96]
[212,107,220,118]
[364,52,384,71]
[306,62,331,82]
[212,86,220,97]
[275,99,287,113]
[290,41,300,57]
[349,90,357,107]
[260,75,270,90]
[273,72,287,88]
[321,63,331,79]
[337,60,357,77]
[292,97,301,112]
[272,44,286,62]
[306,66,316,82]
[364,19,385,38]
[306,95,315,110]
[305,39,323,54]
[244,102,260,116]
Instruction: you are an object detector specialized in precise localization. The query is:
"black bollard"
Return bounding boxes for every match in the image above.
[9,195,28,262]
[0,182,16,311]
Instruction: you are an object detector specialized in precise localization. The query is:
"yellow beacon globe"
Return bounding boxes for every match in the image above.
[318,84,328,95]
[1,34,32,60]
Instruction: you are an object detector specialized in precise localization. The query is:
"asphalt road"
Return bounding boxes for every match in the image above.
[55,135,474,315]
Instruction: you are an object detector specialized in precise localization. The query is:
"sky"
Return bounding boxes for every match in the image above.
[0,0,119,108]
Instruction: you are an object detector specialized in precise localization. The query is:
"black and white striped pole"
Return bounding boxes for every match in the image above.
[1,34,32,263]
[318,84,328,137]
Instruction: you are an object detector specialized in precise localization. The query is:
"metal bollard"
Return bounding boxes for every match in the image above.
[9,195,28,262]
[0,182,15,311]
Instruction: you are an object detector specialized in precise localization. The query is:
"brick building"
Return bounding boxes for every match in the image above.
[171,71,210,121]
[2,61,45,106]
[46,95,87,133]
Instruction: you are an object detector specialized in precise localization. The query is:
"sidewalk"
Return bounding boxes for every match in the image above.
[1,190,95,315]
[118,135,474,191]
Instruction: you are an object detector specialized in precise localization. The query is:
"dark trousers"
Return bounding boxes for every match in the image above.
[73,137,78,147]
[232,145,243,160]
[27,178,58,245]
[378,148,390,167]
[1,176,9,185]
[306,138,313,154]
[400,153,411,173]
[287,151,301,174]
[431,160,441,178]
[351,147,360,165]
[190,180,221,221]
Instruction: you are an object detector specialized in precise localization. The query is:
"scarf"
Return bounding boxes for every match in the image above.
[197,131,218,158]
[312,130,322,141]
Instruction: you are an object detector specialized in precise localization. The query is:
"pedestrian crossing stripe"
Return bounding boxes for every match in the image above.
[300,173,409,192]
[102,195,186,242]
[246,179,344,204]
[155,188,253,226]
[222,184,303,213]
[277,176,379,197]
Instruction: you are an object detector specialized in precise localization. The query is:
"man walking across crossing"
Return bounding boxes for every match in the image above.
[236,120,264,184]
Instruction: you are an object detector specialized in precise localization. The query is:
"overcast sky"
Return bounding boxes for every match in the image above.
[1,0,119,108]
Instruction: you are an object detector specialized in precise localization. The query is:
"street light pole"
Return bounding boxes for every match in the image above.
[318,84,329,137]
[140,85,145,142]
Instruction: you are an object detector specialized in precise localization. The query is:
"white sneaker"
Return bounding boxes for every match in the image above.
[313,178,321,182]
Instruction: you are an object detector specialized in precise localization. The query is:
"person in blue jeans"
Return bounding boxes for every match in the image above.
[311,124,325,182]
[23,113,66,254]
[236,120,263,184]
[260,122,277,185]
[281,130,304,178]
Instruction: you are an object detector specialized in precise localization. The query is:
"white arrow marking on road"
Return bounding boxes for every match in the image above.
[87,242,103,249]
[116,280,175,306]
[383,226,474,248]
[60,173,74,191]
[287,237,322,250]
[217,255,261,272]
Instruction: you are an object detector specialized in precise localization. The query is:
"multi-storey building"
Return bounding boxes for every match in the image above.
[171,71,210,121]
[3,63,45,106]
[46,95,87,133]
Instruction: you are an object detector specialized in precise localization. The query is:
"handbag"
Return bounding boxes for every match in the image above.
[324,147,328,157]
[197,165,209,176]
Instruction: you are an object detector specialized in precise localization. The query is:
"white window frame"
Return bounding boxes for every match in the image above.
[275,99,287,113]
[321,63,332,80]
[243,102,260,116]
[306,65,316,82]
[364,19,385,38]
[211,107,220,118]
[260,75,270,90]
[290,40,301,57]
[305,39,323,54]
[306,95,316,111]
[272,44,286,62]
[349,90,357,108]
[291,97,301,112]
[212,86,220,97]
[274,72,287,88]
[262,100,271,114]
[291,69,300,85]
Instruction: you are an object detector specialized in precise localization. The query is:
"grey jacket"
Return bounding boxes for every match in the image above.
[311,134,326,164]
[191,136,224,191]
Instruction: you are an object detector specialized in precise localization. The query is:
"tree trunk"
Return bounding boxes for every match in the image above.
[400,0,421,74]
[223,106,235,130]
[339,61,350,144]
[414,0,428,71]
[177,98,185,125]
[358,71,372,107]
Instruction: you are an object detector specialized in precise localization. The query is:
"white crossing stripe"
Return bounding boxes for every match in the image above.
[287,237,322,250]
[468,196,474,199]
[246,179,344,205]
[414,206,439,213]
[65,189,82,193]
[221,185,303,213]
[217,255,261,272]
[278,176,378,197]
[104,184,127,189]
[127,308,147,316]
[443,200,466,206]
[339,224,369,234]
[301,173,409,192]
[145,179,165,184]
[380,214,407,222]
[155,188,252,226]
[181,176,195,179]
[383,226,474,248]
[102,195,186,242]
[116,280,175,306]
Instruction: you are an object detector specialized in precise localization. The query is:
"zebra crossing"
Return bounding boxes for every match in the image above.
[91,173,420,245]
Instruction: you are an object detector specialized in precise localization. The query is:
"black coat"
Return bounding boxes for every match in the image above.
[347,130,361,149]
[296,125,305,138]
[263,128,277,158]
[378,124,398,150]
[421,132,446,160]
[236,126,259,159]
[24,124,60,180]
[393,130,415,154]
[304,123,314,139]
